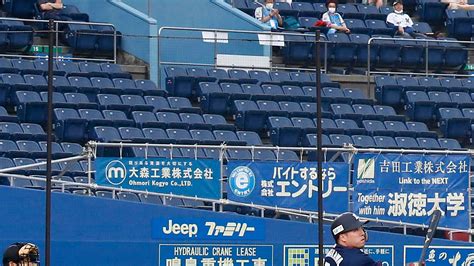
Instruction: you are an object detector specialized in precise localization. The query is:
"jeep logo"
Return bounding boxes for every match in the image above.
[162,220,198,238]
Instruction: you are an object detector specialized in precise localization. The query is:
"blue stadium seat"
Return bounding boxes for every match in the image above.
[0,107,17,123]
[437,108,470,139]
[56,61,83,77]
[156,112,188,129]
[202,114,236,131]
[417,137,441,149]
[338,3,363,19]
[90,77,121,95]
[237,131,263,146]
[34,59,64,76]
[165,66,194,97]
[276,150,299,162]
[139,193,162,204]
[395,136,419,148]
[78,62,108,78]
[180,113,213,130]
[279,101,309,118]
[226,148,252,160]
[91,126,122,142]
[373,36,401,68]
[290,72,313,86]
[365,20,393,36]
[438,138,462,150]
[345,19,369,34]
[291,117,317,135]
[220,83,249,102]
[78,109,114,133]
[51,75,76,93]
[301,102,331,118]
[331,103,360,122]
[64,24,98,53]
[405,91,435,122]
[21,123,47,141]
[118,127,148,143]
[323,87,351,104]
[445,9,471,40]
[96,191,114,199]
[53,108,87,142]
[439,39,467,68]
[241,84,267,100]
[213,130,246,146]
[180,147,207,159]
[362,120,393,136]
[273,1,298,16]
[320,118,344,134]
[261,84,288,102]
[375,76,403,106]
[327,33,356,66]
[12,59,42,75]
[40,91,75,109]
[0,58,15,74]
[0,122,31,140]
[1,73,32,93]
[417,76,443,92]
[417,0,447,26]
[197,82,228,114]
[352,135,376,148]
[189,129,221,145]
[121,95,154,112]
[3,20,33,51]
[113,78,142,95]
[61,142,83,156]
[0,139,28,157]
[38,141,72,158]
[248,70,272,83]
[440,77,466,92]
[292,2,318,17]
[349,33,377,67]
[228,69,258,84]
[283,34,311,64]
[269,71,294,85]
[343,88,373,105]
[96,94,130,112]
[427,91,456,109]
[102,110,135,128]
[335,119,366,135]
[14,91,46,124]
[373,136,397,148]
[14,158,42,176]
[384,121,416,137]
[282,85,313,102]
[16,140,45,158]
[397,38,423,68]
[68,76,98,100]
[268,116,302,146]
[352,104,383,121]
[167,97,201,114]
[207,68,237,84]
[131,111,163,129]
[450,92,474,108]
[419,38,445,70]
[254,149,277,161]
[397,76,424,91]
[329,134,354,147]
[92,25,121,55]
[233,100,267,132]
[135,79,166,96]
[144,96,173,113]
[405,121,438,138]
[142,128,170,144]
[203,148,221,160]
[100,63,131,79]
[461,79,474,92]
[298,16,318,29]
[357,4,384,19]
[64,92,98,110]
[257,100,288,117]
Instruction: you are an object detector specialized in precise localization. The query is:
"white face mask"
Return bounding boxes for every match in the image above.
[394,9,403,13]
[328,7,336,13]
[266,3,274,9]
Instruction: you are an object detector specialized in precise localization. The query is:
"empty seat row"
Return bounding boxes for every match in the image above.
[268,116,437,146]
[0,140,82,159]
[54,109,235,142]
[0,122,47,141]
[198,82,370,115]
[165,66,338,97]
[0,19,32,52]
[376,75,474,106]
[64,24,121,55]
[405,91,474,121]
[0,59,130,79]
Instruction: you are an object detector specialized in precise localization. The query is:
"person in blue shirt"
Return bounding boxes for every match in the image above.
[321,0,350,35]
[324,212,381,266]
[255,0,283,29]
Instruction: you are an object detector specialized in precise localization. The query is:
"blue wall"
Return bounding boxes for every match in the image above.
[0,186,472,265]
[72,0,270,86]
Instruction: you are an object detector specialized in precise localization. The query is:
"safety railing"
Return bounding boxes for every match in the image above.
[1,141,472,235]
[0,17,117,63]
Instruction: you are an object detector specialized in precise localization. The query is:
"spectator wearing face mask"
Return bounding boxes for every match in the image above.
[255,0,283,29]
[322,0,350,35]
[386,0,425,38]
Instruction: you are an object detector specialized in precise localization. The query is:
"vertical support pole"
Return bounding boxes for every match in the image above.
[45,18,55,266]
[315,30,324,266]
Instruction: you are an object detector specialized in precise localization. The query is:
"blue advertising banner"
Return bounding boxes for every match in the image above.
[159,244,273,265]
[95,157,221,199]
[226,161,350,213]
[404,246,474,265]
[353,153,470,230]
[152,216,265,240]
[284,245,393,266]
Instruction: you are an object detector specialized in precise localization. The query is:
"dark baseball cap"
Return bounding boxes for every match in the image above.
[331,212,369,240]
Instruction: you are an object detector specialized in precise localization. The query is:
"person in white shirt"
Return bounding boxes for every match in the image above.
[386,0,425,38]
[321,0,350,35]
[255,0,283,29]
[441,0,474,10]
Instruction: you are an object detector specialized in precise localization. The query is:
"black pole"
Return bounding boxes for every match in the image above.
[315,30,324,266]
[45,18,54,266]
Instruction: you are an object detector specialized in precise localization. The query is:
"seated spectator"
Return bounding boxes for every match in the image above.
[386,0,425,38]
[37,0,70,21]
[322,0,350,35]
[255,0,283,29]
[442,0,474,10]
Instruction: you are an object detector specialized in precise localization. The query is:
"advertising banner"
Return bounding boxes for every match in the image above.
[95,157,221,199]
[404,246,474,265]
[226,161,350,213]
[353,153,470,230]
